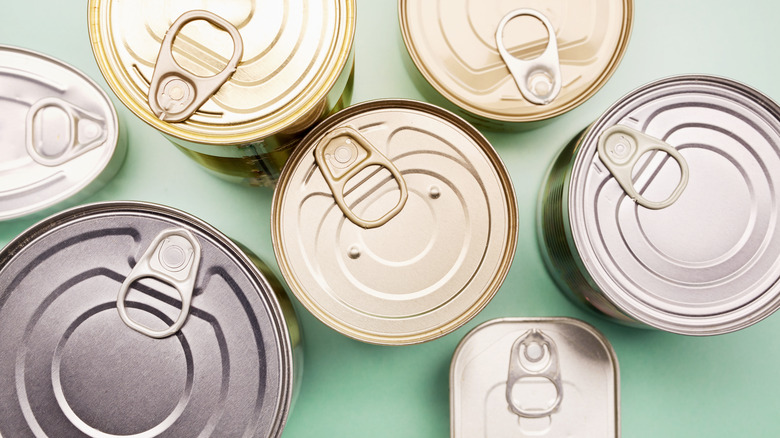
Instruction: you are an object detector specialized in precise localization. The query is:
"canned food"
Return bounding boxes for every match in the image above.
[88,1,355,186]
[539,75,780,335]
[451,318,619,437]
[399,0,633,127]
[272,99,518,345]
[0,201,299,437]
[0,45,124,221]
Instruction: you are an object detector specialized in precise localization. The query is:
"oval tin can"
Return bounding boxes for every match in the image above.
[0,45,124,221]
[0,201,300,437]
[451,318,619,437]
[539,75,780,335]
[272,99,518,345]
[88,1,355,186]
[399,0,633,128]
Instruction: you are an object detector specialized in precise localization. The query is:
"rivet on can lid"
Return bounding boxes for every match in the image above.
[147,10,244,123]
[116,228,201,339]
[496,9,562,106]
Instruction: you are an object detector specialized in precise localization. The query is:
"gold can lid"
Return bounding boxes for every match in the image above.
[88,1,355,144]
[399,0,633,123]
[272,100,518,345]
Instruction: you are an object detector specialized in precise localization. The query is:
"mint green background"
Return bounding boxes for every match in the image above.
[2,1,780,436]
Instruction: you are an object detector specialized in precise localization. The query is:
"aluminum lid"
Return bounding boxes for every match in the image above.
[88,0,355,144]
[0,202,294,437]
[451,318,619,437]
[0,45,121,221]
[570,75,780,335]
[272,99,517,344]
[399,0,633,122]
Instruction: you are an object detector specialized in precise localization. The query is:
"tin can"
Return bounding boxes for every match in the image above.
[0,45,124,221]
[88,1,355,186]
[272,99,518,345]
[0,201,300,437]
[451,318,619,437]
[399,0,633,128]
[539,75,780,335]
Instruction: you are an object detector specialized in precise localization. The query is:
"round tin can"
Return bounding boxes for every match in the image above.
[451,318,619,437]
[0,201,299,437]
[88,1,355,186]
[399,0,633,127]
[0,45,124,221]
[272,99,518,345]
[539,75,780,335]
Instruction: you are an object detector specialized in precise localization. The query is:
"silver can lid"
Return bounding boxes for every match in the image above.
[0,45,122,220]
[272,99,517,344]
[0,202,294,437]
[451,318,619,437]
[570,75,780,335]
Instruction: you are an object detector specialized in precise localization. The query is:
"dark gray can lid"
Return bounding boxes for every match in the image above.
[0,201,294,437]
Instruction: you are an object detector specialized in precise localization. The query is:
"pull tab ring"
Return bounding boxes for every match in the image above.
[496,9,562,105]
[25,97,106,166]
[314,127,408,229]
[117,229,201,339]
[506,329,563,418]
[598,125,690,210]
[148,10,244,122]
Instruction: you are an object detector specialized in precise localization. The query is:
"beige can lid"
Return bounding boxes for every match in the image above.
[88,1,355,144]
[399,0,633,122]
[272,100,518,345]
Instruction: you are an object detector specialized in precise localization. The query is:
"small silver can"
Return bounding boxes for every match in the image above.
[0,45,124,221]
[451,318,619,437]
[0,201,299,437]
[539,75,780,334]
[272,99,518,345]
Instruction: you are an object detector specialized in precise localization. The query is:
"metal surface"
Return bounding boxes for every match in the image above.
[272,99,518,345]
[0,45,123,221]
[451,318,619,437]
[88,0,355,184]
[0,202,297,437]
[399,0,633,123]
[540,75,780,335]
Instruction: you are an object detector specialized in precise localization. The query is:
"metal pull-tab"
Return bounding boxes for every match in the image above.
[25,97,106,166]
[506,329,563,418]
[117,229,201,339]
[496,9,562,105]
[314,127,408,229]
[147,10,244,122]
[598,125,690,210]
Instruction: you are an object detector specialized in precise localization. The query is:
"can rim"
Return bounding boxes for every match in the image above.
[569,74,780,335]
[271,98,518,345]
[398,0,634,123]
[0,45,122,221]
[0,200,296,437]
[87,1,356,146]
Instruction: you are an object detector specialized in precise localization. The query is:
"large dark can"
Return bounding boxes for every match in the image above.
[0,201,299,436]
[539,75,780,335]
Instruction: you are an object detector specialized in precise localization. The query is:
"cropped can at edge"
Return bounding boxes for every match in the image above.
[272,99,518,345]
[88,1,356,186]
[451,317,619,437]
[0,201,300,437]
[399,0,633,129]
[539,75,780,335]
[0,45,125,221]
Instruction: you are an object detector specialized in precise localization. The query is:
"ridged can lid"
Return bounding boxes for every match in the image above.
[88,0,355,144]
[0,201,295,437]
[0,45,122,220]
[451,318,619,437]
[570,75,780,335]
[399,0,632,123]
[272,99,518,344]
